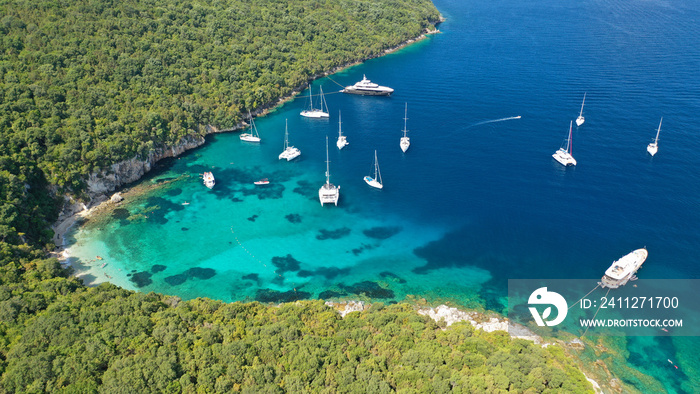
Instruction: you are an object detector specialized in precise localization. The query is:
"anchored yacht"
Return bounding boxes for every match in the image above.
[600,248,648,289]
[342,75,394,96]
[319,137,340,206]
[203,172,215,189]
[553,121,576,166]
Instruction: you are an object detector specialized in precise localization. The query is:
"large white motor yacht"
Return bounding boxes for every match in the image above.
[600,248,648,289]
[342,75,394,96]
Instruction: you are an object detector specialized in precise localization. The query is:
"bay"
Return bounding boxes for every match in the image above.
[67,0,700,391]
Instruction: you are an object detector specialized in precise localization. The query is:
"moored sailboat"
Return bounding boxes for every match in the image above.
[300,86,329,118]
[400,102,410,152]
[319,137,340,206]
[553,121,577,166]
[647,117,662,156]
[364,150,383,189]
[336,111,348,150]
[240,112,261,142]
[576,93,586,126]
[279,119,301,161]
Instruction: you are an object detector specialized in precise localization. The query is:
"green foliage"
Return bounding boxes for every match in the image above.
[0,0,440,191]
[0,297,592,393]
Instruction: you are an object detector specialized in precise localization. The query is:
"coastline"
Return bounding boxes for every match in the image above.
[50,24,443,260]
[326,301,603,393]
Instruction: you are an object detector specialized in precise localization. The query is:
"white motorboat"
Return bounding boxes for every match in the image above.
[336,111,348,150]
[319,137,340,206]
[576,92,586,126]
[553,121,577,166]
[647,117,662,156]
[364,150,383,189]
[279,119,301,161]
[300,86,329,118]
[203,172,215,189]
[600,248,648,289]
[342,75,394,96]
[400,102,410,153]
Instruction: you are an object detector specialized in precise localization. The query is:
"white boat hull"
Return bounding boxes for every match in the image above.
[600,248,648,289]
[319,184,340,206]
[400,137,410,152]
[337,137,348,150]
[300,110,329,118]
[279,147,301,161]
[576,116,585,127]
[364,176,383,189]
[342,88,393,96]
[203,172,215,189]
[240,133,260,142]
[647,143,658,156]
[552,150,577,166]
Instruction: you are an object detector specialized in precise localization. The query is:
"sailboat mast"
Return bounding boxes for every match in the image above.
[568,121,573,155]
[325,136,330,185]
[320,86,327,113]
[284,119,288,149]
[655,117,662,143]
[403,103,408,137]
[338,111,342,136]
[579,93,586,116]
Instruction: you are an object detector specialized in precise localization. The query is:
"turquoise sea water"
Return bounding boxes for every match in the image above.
[67,0,700,391]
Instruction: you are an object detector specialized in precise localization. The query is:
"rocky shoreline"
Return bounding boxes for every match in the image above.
[325,301,604,393]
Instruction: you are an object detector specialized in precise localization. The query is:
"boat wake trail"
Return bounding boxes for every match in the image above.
[467,115,522,129]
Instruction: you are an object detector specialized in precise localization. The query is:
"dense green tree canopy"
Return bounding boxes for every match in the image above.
[1,291,592,393]
[1,0,440,191]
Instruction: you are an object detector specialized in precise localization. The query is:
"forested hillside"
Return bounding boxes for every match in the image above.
[1,0,440,192]
[1,289,591,393]
[0,0,593,392]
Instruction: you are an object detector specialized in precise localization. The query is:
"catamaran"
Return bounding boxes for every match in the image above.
[240,112,261,142]
[647,117,662,156]
[364,150,383,189]
[203,172,215,189]
[336,111,348,150]
[576,93,586,126]
[553,121,577,166]
[400,102,410,152]
[599,248,648,289]
[319,136,340,206]
[279,119,301,161]
[300,86,329,118]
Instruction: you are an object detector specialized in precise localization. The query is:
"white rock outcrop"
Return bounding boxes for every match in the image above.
[86,134,206,197]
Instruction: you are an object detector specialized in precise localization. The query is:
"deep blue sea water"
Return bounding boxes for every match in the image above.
[67,0,700,391]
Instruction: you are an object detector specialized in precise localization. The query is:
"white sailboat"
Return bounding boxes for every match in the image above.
[300,86,329,118]
[400,102,410,152]
[279,119,301,161]
[319,136,340,206]
[576,93,586,126]
[553,121,577,166]
[364,150,383,189]
[336,111,348,150]
[647,117,662,156]
[240,112,261,142]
